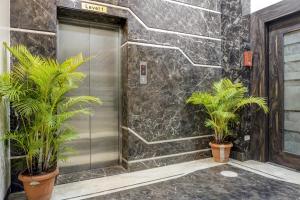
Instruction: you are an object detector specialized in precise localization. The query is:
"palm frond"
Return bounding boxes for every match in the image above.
[60,53,90,72]
[235,96,269,113]
[12,98,41,117]
[187,78,268,143]
[56,108,92,125]
[59,96,101,112]
[211,110,237,121]
[0,43,100,175]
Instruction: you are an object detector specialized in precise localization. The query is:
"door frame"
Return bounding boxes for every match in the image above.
[250,0,300,162]
[268,16,300,170]
[56,17,123,172]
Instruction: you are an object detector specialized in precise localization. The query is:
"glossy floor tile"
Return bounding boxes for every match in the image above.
[87,165,300,200]
[57,165,127,185]
[8,159,300,200]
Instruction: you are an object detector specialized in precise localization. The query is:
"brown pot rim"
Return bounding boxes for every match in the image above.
[18,168,59,183]
[209,142,233,148]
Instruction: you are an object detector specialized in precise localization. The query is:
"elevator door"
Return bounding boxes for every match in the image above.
[58,22,120,173]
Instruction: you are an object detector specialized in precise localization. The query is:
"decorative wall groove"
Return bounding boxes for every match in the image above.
[81,0,221,41]
[122,148,211,163]
[122,126,213,144]
[121,41,222,68]
[0,27,56,36]
[10,28,56,36]
[163,0,221,14]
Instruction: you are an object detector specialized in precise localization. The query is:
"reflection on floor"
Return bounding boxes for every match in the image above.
[57,166,127,185]
[88,165,300,200]
[8,158,300,200]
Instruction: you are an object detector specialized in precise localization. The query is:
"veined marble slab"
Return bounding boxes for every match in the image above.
[52,158,223,199]
[9,158,300,200]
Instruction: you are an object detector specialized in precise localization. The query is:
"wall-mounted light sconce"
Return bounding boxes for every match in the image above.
[243,45,253,68]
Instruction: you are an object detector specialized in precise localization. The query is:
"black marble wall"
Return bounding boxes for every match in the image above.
[9,0,57,192]
[221,0,252,161]
[55,0,225,170]
[9,0,251,190]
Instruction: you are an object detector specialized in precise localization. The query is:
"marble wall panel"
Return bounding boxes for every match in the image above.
[127,0,221,38]
[10,31,56,58]
[221,0,252,158]
[221,0,242,18]
[127,150,211,172]
[85,0,128,7]
[127,44,222,141]
[175,0,220,11]
[121,46,129,162]
[57,0,222,66]
[127,14,222,66]
[127,135,211,160]
[10,0,56,32]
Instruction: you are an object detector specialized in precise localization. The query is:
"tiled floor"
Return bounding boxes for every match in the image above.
[57,166,127,185]
[229,160,300,185]
[8,158,300,200]
[87,165,300,200]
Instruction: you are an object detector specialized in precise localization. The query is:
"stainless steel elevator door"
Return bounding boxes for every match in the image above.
[58,22,120,173]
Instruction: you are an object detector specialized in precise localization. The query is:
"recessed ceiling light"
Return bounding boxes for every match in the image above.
[220,171,238,177]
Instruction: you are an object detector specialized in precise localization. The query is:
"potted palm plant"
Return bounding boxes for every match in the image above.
[186,79,268,163]
[0,43,101,200]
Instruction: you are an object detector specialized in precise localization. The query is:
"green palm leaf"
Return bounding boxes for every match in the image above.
[0,43,101,175]
[187,78,268,144]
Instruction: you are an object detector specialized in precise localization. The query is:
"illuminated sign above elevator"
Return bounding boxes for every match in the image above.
[81,2,108,13]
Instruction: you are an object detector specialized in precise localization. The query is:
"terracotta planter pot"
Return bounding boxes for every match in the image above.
[18,168,59,200]
[209,142,233,163]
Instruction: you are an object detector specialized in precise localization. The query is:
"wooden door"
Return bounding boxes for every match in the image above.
[269,16,300,170]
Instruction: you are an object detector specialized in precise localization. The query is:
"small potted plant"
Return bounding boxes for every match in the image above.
[186,79,268,163]
[0,43,101,200]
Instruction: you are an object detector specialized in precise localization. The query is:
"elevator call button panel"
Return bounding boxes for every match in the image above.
[140,61,147,84]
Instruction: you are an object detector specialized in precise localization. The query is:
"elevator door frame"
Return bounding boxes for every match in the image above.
[57,18,122,172]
